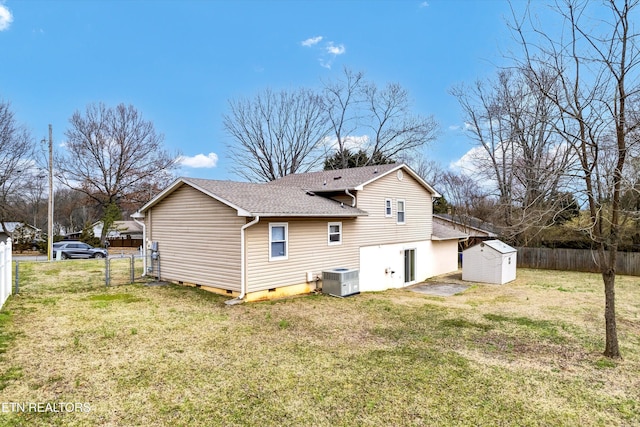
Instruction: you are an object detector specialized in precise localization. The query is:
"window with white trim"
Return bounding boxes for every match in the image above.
[328,222,342,245]
[397,200,406,224]
[385,199,392,217]
[269,223,288,261]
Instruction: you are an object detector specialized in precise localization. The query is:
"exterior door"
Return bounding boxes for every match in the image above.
[404,249,416,283]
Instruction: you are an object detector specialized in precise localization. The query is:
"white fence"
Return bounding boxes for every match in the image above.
[0,238,12,310]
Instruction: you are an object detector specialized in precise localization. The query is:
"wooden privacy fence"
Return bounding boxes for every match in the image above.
[517,247,640,276]
[0,238,12,310]
[107,237,143,248]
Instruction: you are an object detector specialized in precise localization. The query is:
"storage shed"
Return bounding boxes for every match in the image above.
[462,240,517,285]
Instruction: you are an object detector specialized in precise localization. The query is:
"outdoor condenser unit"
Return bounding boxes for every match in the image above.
[321,268,359,297]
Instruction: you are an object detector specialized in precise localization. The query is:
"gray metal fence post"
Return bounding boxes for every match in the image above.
[130,254,135,283]
[105,256,110,287]
[14,261,19,294]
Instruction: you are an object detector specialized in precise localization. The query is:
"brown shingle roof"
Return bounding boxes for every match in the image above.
[268,163,399,191]
[141,164,436,218]
[182,178,367,217]
[269,163,440,196]
[431,222,469,241]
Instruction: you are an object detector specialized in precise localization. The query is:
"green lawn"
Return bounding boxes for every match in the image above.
[0,264,638,426]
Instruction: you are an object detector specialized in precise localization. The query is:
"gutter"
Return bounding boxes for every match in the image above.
[130,211,146,276]
[344,189,356,207]
[225,215,260,305]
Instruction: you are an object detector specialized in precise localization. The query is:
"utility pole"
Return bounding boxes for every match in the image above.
[47,124,54,261]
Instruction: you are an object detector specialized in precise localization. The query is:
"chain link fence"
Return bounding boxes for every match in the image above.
[12,254,161,296]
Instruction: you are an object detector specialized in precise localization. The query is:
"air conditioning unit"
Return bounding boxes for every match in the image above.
[322,268,359,297]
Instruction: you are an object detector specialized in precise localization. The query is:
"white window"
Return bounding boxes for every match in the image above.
[328,222,342,245]
[385,199,392,217]
[397,200,405,224]
[269,223,288,261]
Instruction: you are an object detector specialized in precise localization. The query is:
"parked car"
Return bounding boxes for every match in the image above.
[52,241,108,259]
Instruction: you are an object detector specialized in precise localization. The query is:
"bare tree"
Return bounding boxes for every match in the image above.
[58,103,177,241]
[54,187,94,236]
[406,156,442,185]
[224,88,328,182]
[322,68,366,169]
[512,0,640,358]
[0,100,34,228]
[363,82,439,162]
[323,67,439,169]
[451,68,573,245]
[12,170,47,228]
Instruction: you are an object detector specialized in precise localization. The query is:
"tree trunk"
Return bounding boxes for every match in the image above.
[602,266,621,359]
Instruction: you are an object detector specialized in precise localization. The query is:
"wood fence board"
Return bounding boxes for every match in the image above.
[516,247,640,276]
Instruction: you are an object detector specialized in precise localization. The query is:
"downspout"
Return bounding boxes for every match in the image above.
[225,215,260,305]
[344,189,356,207]
[131,212,146,276]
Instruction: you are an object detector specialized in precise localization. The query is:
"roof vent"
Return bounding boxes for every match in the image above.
[323,180,327,186]
[374,168,378,173]
[333,176,342,180]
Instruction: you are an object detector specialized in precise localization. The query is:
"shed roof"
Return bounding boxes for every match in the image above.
[476,239,517,254]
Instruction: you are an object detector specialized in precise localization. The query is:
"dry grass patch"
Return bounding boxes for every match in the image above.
[0,265,638,426]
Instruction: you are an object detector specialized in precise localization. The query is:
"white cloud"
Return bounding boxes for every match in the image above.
[301,35,346,69]
[0,4,13,31]
[301,36,323,47]
[177,152,218,168]
[419,1,429,8]
[326,43,345,55]
[449,146,485,176]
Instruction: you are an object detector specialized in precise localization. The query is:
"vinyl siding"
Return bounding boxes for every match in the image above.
[353,171,432,246]
[245,218,359,292]
[147,184,245,290]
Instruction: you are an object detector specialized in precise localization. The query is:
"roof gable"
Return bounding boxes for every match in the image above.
[268,163,440,196]
[138,164,438,218]
[139,178,367,218]
[0,222,40,233]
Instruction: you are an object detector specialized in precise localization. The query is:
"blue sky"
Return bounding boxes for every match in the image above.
[0,0,523,181]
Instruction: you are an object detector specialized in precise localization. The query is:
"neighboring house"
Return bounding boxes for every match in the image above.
[93,220,143,240]
[134,163,463,302]
[433,214,498,248]
[0,222,41,244]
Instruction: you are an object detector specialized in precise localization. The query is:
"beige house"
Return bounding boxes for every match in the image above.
[134,163,464,302]
[93,220,144,240]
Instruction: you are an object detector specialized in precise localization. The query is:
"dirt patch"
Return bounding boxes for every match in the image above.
[409,283,469,296]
